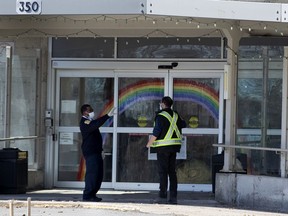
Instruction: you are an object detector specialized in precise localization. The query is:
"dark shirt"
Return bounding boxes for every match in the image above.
[152,108,186,153]
[80,114,110,157]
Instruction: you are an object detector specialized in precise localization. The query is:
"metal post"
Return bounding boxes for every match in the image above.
[9,200,14,216]
[27,197,31,216]
[261,47,269,174]
[4,46,12,148]
[281,47,288,178]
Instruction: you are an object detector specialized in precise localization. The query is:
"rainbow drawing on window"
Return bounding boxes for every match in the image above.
[77,79,219,181]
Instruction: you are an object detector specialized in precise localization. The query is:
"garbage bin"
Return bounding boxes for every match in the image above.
[0,148,28,194]
[212,152,224,193]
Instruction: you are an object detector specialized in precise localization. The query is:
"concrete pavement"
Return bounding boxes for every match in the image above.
[0,189,287,216]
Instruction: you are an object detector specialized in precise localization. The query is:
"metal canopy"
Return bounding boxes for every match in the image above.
[0,0,145,15]
[147,0,287,23]
[1,0,288,23]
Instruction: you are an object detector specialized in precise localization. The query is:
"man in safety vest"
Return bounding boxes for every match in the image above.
[146,96,186,204]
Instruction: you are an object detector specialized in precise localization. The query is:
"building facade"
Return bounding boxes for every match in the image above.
[1,0,288,211]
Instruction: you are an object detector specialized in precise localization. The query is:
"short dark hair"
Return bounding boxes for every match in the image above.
[81,104,91,114]
[161,96,173,107]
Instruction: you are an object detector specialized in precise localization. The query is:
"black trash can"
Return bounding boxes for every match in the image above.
[0,148,28,194]
[212,152,224,193]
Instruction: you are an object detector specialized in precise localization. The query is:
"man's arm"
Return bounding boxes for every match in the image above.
[146,135,157,148]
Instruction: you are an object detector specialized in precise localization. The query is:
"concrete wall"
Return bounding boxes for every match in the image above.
[215,173,288,212]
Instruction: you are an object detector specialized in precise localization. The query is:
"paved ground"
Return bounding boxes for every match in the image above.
[0,189,287,216]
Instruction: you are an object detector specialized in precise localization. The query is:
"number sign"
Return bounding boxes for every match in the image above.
[16,0,42,14]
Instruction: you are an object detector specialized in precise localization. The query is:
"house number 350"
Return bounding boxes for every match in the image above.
[16,0,42,14]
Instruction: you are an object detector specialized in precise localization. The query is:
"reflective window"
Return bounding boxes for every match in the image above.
[59,132,113,182]
[237,39,284,177]
[118,77,164,127]
[236,135,280,176]
[173,78,220,128]
[118,37,222,58]
[52,38,115,58]
[117,133,158,182]
[59,77,114,127]
[9,47,39,166]
[116,133,218,184]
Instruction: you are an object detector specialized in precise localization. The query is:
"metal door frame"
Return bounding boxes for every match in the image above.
[49,61,225,191]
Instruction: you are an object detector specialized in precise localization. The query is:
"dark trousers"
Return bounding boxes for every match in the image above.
[83,153,103,200]
[157,152,177,199]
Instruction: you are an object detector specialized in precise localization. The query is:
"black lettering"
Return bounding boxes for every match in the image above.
[32,2,39,12]
[25,2,31,12]
[19,2,25,12]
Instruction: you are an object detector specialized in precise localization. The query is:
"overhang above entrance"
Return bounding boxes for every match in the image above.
[1,0,287,23]
[0,0,288,38]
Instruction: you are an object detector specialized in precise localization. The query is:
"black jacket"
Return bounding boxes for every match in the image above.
[79,114,110,157]
[152,108,186,153]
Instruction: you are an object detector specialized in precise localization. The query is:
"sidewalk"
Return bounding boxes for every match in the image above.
[0,189,287,216]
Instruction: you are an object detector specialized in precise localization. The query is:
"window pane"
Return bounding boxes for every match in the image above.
[52,38,114,58]
[116,133,218,184]
[118,37,222,58]
[236,135,280,176]
[117,133,158,183]
[237,42,283,177]
[178,135,218,184]
[10,54,38,166]
[59,132,113,182]
[173,78,220,128]
[60,77,114,127]
[118,77,164,127]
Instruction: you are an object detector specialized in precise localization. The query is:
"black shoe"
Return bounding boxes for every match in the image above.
[83,197,102,202]
[168,198,177,205]
[153,197,167,204]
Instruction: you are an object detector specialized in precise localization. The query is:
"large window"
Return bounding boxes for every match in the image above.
[236,37,286,176]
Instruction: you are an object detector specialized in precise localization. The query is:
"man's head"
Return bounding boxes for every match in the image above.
[160,96,173,109]
[81,104,93,116]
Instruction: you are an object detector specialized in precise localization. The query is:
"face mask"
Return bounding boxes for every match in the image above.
[159,104,162,110]
[88,111,95,120]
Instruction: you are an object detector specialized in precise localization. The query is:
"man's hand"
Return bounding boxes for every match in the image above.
[141,146,148,155]
[108,107,117,117]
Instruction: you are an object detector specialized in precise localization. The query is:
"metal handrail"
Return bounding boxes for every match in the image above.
[213,143,288,153]
[0,136,38,142]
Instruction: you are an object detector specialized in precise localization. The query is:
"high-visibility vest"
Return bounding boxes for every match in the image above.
[152,111,182,148]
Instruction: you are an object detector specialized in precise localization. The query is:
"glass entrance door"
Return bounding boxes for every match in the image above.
[53,66,223,191]
[170,71,223,191]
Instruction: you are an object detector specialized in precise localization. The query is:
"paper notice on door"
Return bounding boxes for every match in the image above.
[60,132,73,145]
[61,100,76,113]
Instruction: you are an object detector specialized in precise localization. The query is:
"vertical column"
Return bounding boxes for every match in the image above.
[4,46,12,148]
[281,47,288,178]
[221,28,242,171]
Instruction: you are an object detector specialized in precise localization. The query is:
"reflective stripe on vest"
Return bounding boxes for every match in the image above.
[152,111,182,148]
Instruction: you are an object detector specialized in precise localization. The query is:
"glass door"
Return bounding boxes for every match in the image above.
[170,71,223,191]
[114,71,168,190]
[53,66,224,192]
[54,70,115,188]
